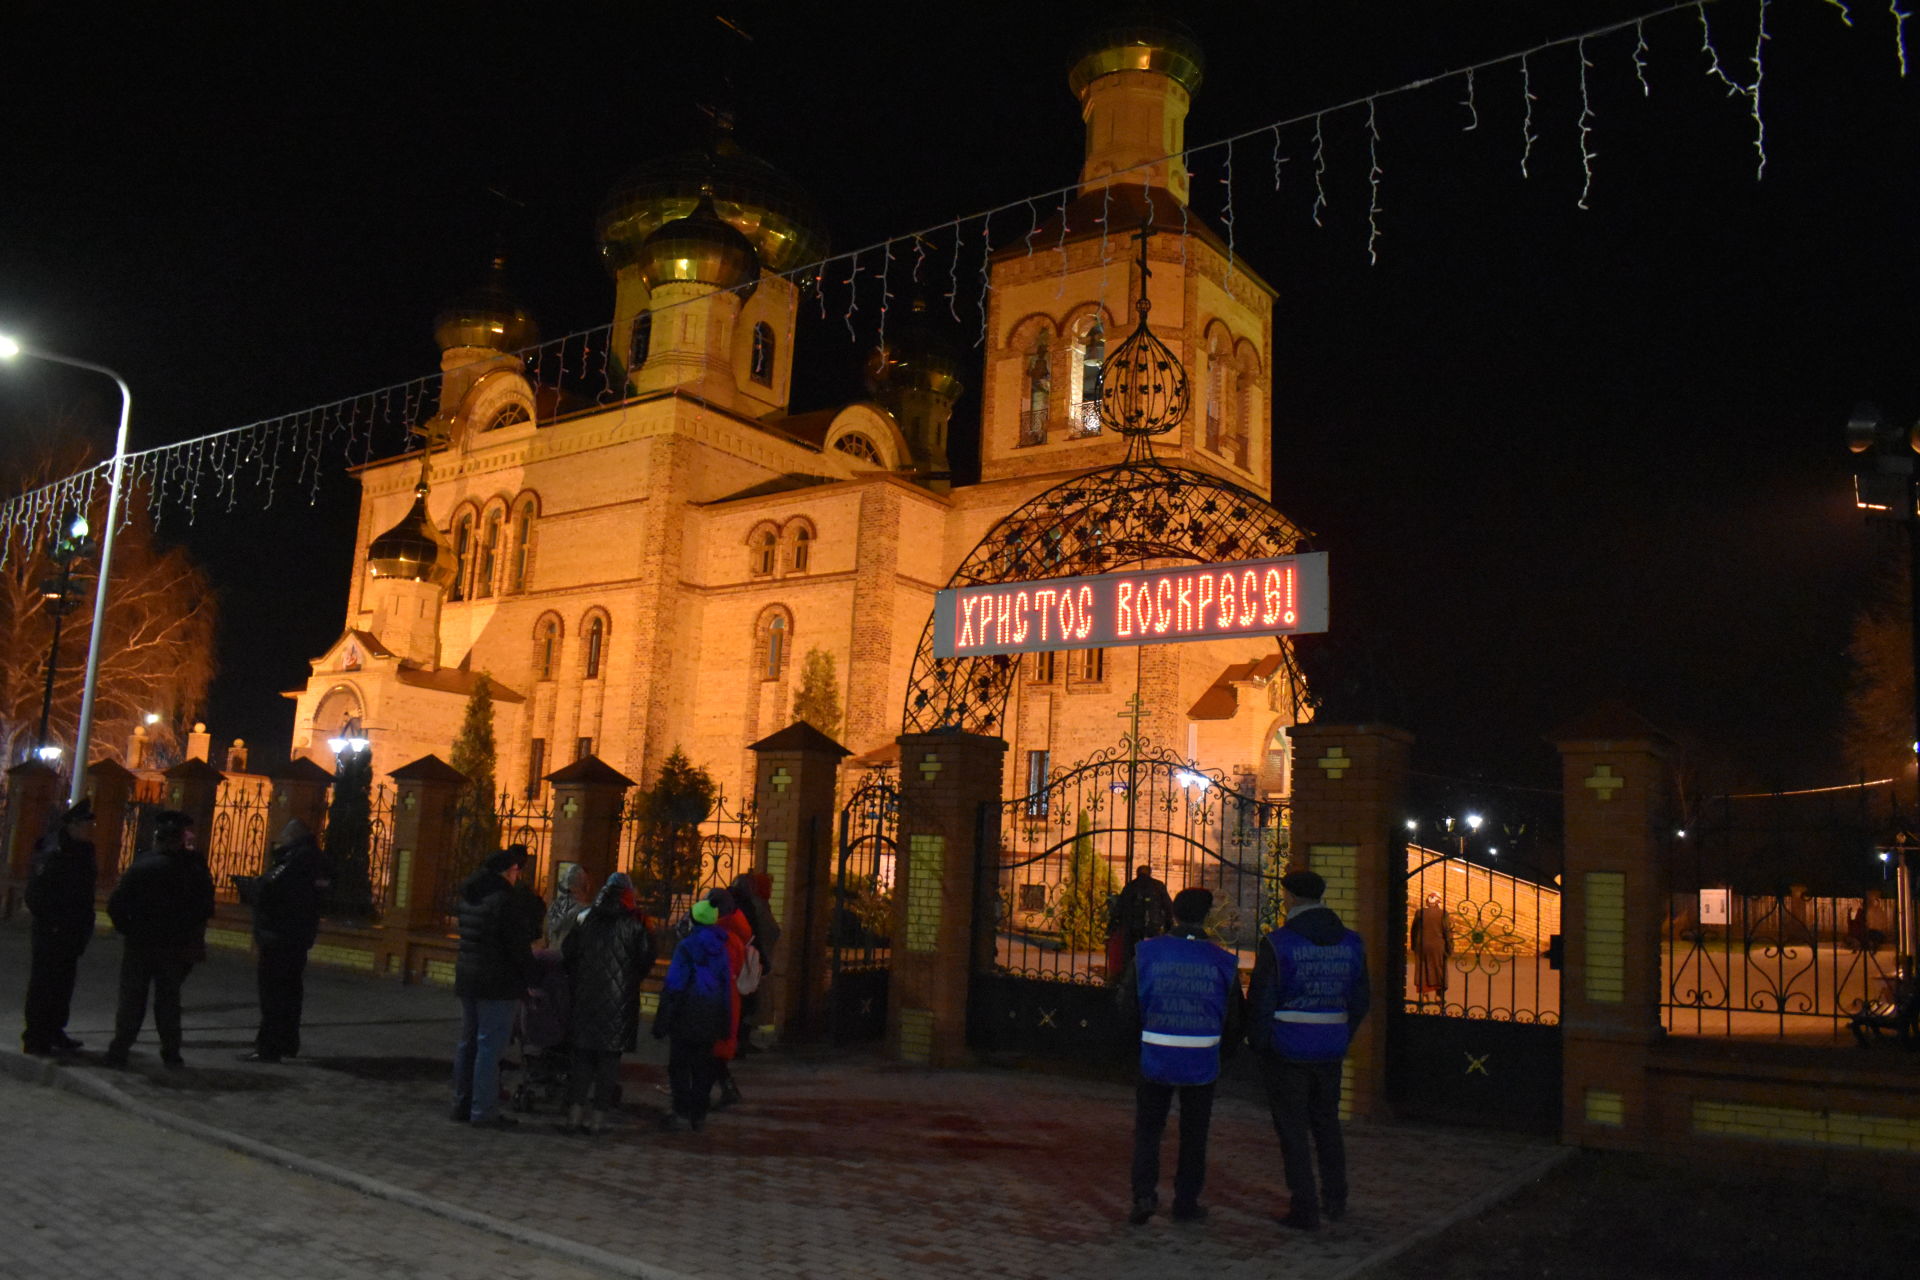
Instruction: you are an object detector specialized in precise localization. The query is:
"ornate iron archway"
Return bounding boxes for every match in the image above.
[901,452,1315,734]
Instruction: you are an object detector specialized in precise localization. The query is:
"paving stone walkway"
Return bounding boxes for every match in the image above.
[0,919,1566,1279]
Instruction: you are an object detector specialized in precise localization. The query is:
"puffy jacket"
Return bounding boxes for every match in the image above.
[563,895,655,1052]
[252,838,327,952]
[454,869,534,1000]
[107,848,215,954]
[714,908,754,1060]
[25,831,97,942]
[652,924,732,1043]
[1247,905,1371,1062]
[1120,927,1244,1085]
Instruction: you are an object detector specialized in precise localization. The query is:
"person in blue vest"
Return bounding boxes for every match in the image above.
[1247,868,1371,1231]
[1117,886,1244,1226]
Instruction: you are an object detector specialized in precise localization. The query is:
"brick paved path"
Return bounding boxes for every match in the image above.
[1,920,1565,1279]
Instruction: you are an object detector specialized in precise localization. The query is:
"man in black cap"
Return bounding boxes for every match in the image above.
[104,809,215,1068]
[21,799,99,1056]
[242,819,330,1063]
[451,845,535,1128]
[1117,886,1244,1225]
[1247,869,1371,1230]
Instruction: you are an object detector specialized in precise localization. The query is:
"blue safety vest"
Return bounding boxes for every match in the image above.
[1266,926,1366,1061]
[1134,933,1240,1085]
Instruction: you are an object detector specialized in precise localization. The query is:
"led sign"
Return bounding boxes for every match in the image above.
[932,552,1328,658]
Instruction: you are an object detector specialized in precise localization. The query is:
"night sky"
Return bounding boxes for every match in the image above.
[2,1,1914,799]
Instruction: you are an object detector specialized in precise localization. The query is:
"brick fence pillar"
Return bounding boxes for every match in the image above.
[748,723,849,1043]
[1284,722,1413,1122]
[386,755,470,954]
[891,730,1006,1067]
[86,759,138,894]
[161,758,225,859]
[268,756,334,857]
[1553,707,1673,1150]
[544,756,635,899]
[3,760,62,916]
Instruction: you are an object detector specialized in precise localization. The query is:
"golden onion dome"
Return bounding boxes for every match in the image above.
[1067,12,1205,99]
[366,483,458,587]
[637,194,761,295]
[596,126,826,276]
[432,257,539,353]
[863,298,966,402]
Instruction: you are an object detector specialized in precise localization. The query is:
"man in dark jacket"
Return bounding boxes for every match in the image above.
[21,799,99,1056]
[1117,887,1245,1225]
[1246,869,1371,1231]
[104,810,215,1068]
[243,819,330,1063]
[1108,864,1176,977]
[560,871,655,1135]
[451,846,535,1129]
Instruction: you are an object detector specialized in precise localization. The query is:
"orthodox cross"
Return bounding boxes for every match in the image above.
[1116,693,1148,747]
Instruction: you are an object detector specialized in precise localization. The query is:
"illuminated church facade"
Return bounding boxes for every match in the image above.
[287,19,1307,807]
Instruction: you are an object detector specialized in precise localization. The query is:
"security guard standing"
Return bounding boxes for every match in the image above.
[1248,869,1371,1230]
[1119,886,1244,1225]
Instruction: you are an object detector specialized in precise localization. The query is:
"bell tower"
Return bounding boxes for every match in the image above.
[1069,17,1204,203]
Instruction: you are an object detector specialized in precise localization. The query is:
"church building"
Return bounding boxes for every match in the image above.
[287,17,1307,808]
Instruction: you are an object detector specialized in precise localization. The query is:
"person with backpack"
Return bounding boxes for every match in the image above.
[104,810,215,1068]
[1247,869,1371,1230]
[242,819,330,1063]
[1106,864,1175,980]
[728,871,779,1054]
[559,871,655,1135]
[651,891,733,1131]
[708,887,756,1110]
[21,799,99,1057]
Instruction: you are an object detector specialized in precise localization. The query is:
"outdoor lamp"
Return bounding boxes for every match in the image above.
[35,745,62,762]
[1466,813,1484,832]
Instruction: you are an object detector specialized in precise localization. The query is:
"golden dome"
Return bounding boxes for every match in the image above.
[864,298,966,402]
[432,257,539,353]
[597,125,826,276]
[1068,14,1205,98]
[366,483,458,587]
[637,194,760,295]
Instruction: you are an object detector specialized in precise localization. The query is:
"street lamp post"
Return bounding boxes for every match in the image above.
[0,336,133,806]
[36,510,96,753]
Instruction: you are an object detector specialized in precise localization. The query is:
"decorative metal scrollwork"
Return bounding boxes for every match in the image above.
[1099,218,1189,438]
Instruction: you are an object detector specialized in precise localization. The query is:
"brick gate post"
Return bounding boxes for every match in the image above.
[3,760,61,916]
[267,756,334,856]
[386,755,470,948]
[891,730,1007,1067]
[85,758,138,894]
[162,758,225,859]
[544,755,635,898]
[1553,707,1673,1151]
[1284,722,1413,1121]
[748,723,849,1043]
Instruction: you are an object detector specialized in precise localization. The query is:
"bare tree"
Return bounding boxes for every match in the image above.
[1843,560,1913,787]
[0,436,217,768]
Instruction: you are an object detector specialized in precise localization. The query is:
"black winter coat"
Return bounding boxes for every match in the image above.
[107,848,215,955]
[562,903,655,1052]
[25,831,97,944]
[455,869,535,1000]
[252,838,327,952]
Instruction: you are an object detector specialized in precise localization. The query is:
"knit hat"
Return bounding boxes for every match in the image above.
[62,798,94,824]
[277,818,311,845]
[1280,870,1326,901]
[706,887,737,916]
[1171,887,1213,923]
[153,809,194,834]
[484,846,530,873]
[691,899,720,926]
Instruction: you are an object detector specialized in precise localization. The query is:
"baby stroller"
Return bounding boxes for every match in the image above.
[509,950,572,1114]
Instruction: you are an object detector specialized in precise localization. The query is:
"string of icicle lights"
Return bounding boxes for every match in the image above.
[0,0,1907,566]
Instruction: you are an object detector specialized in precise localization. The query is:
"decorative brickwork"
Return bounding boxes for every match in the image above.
[1693,1100,1920,1152]
[897,1007,935,1064]
[1585,1088,1626,1127]
[904,835,944,952]
[1583,871,1626,1003]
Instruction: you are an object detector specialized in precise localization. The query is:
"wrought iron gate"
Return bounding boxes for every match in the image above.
[1389,836,1564,1135]
[969,735,1287,1059]
[830,771,897,1043]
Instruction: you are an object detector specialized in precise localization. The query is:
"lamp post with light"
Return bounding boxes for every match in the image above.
[0,334,134,806]
[35,509,96,756]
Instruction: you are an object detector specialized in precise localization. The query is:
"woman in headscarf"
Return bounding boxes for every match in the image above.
[559,872,654,1134]
[1410,890,1453,1006]
[546,864,592,952]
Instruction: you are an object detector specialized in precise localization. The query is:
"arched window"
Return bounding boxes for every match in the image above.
[1021,334,1051,447]
[750,528,778,577]
[628,312,652,370]
[750,322,775,387]
[764,615,787,680]
[535,618,560,680]
[475,510,501,598]
[790,526,813,573]
[1069,314,1104,437]
[1205,329,1232,455]
[511,500,535,592]
[450,515,474,602]
[484,405,529,432]
[833,432,880,464]
[584,615,605,679]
